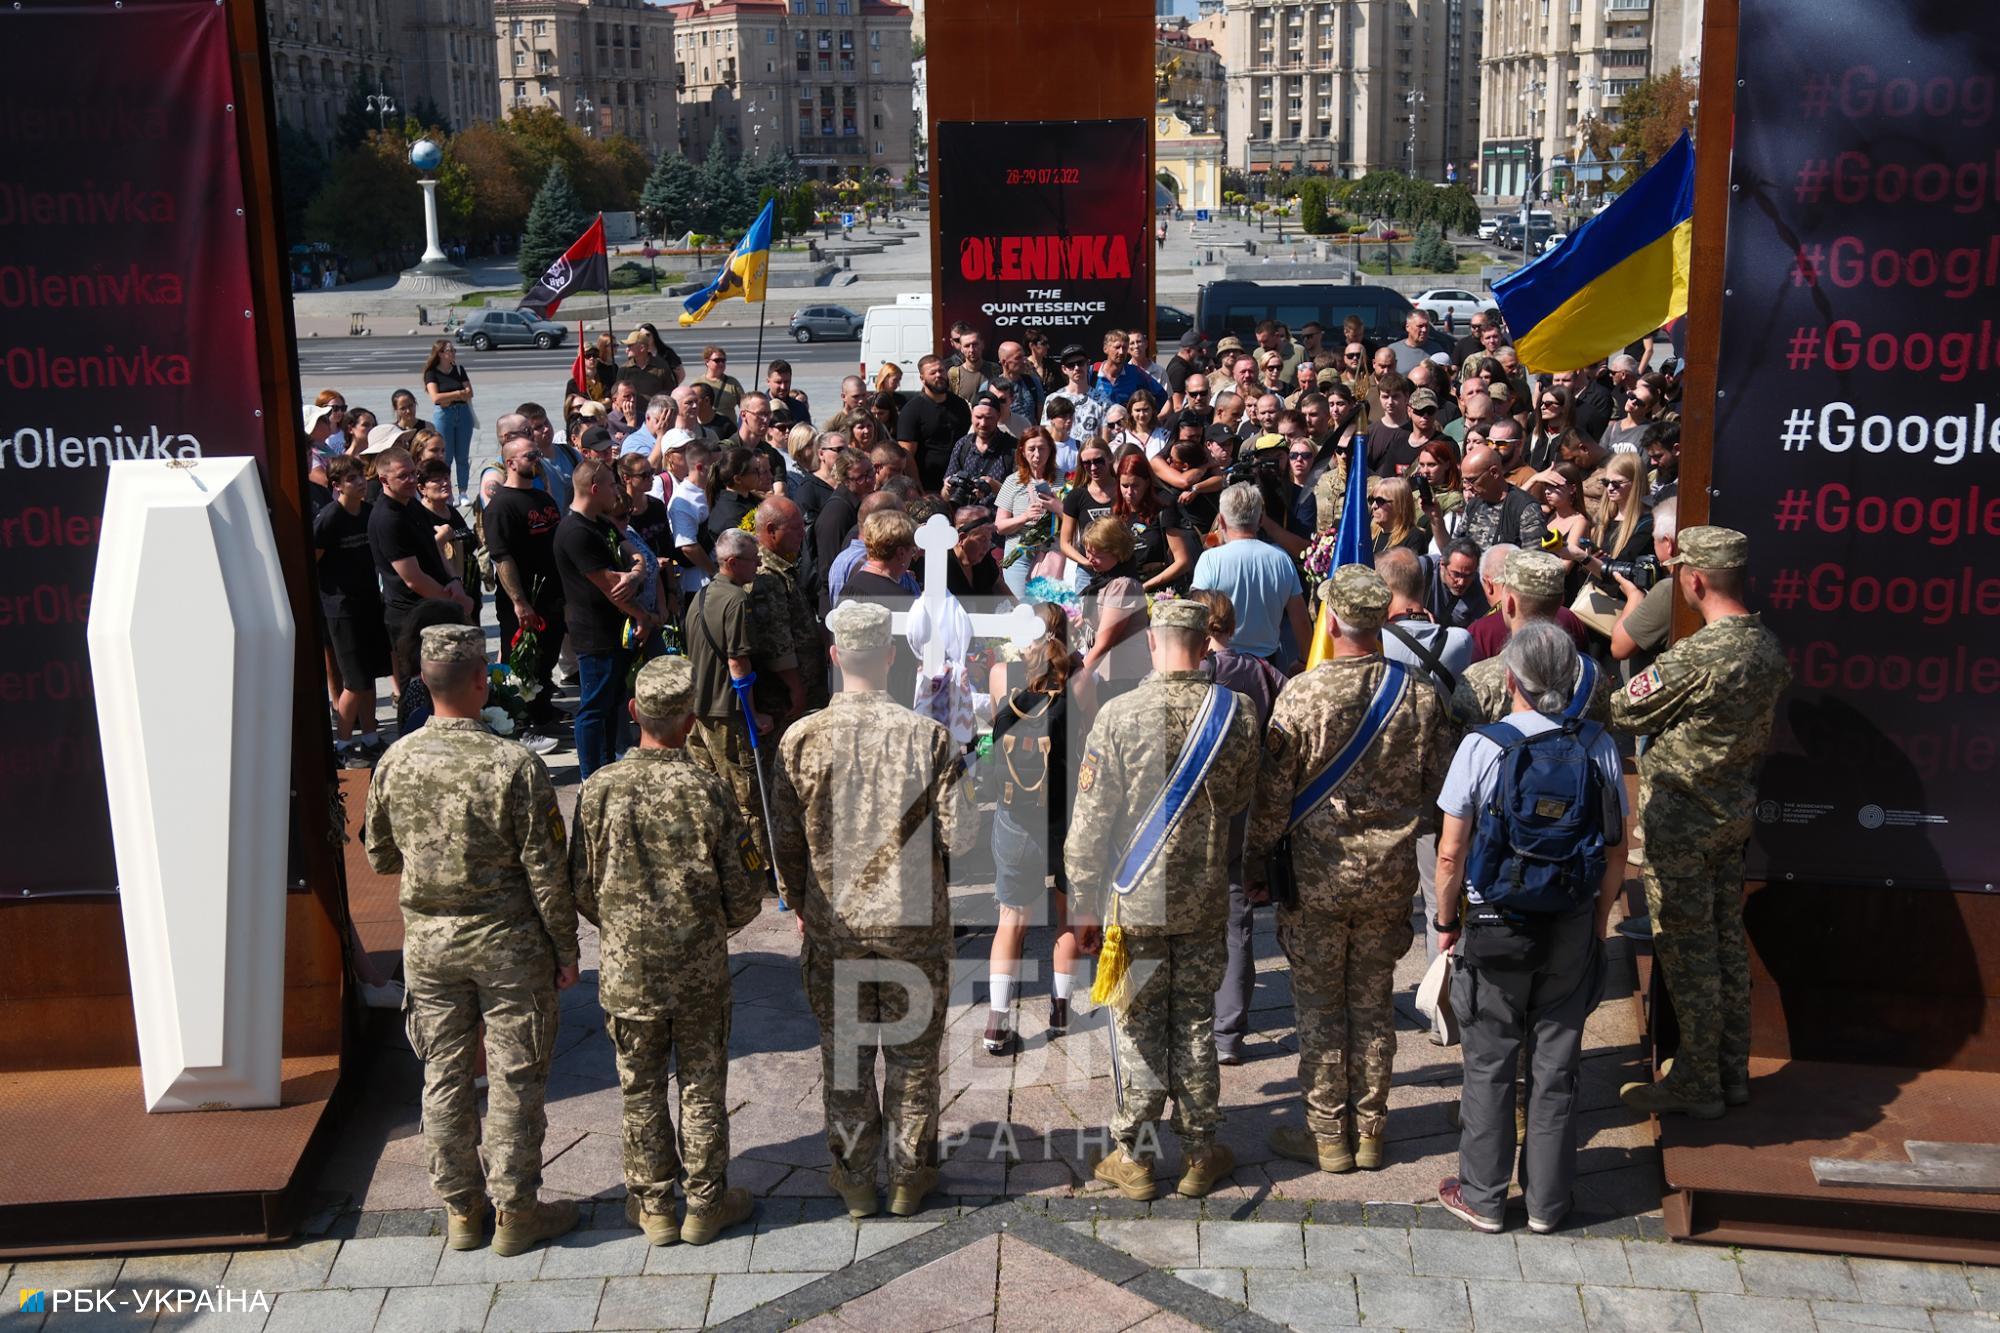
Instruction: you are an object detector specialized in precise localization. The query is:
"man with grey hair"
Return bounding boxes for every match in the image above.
[622,393,676,458]
[1190,483,1311,667]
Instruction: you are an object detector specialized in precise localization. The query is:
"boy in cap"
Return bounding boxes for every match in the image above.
[772,600,977,1219]
[569,657,766,1246]
[1066,599,1262,1200]
[363,624,581,1256]
[1247,567,1453,1173]
[1613,527,1789,1118]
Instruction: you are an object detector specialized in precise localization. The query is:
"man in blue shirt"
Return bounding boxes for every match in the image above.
[1190,483,1312,667]
[1089,329,1167,409]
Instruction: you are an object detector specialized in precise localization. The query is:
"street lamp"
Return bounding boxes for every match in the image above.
[1405,89,1425,178]
[575,92,596,136]
[366,81,396,131]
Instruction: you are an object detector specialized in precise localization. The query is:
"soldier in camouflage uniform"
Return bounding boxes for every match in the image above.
[748,495,827,728]
[1247,567,1454,1172]
[1065,600,1262,1201]
[364,624,582,1257]
[772,601,976,1219]
[1612,527,1789,1118]
[570,656,767,1247]
[1451,549,1614,727]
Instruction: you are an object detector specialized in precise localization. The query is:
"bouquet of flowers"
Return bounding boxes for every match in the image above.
[504,577,548,705]
[1300,527,1341,590]
[483,664,532,736]
[1023,574,1082,624]
[1000,481,1068,569]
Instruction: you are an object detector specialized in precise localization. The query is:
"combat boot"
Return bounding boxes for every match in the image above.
[1619,1078,1725,1120]
[1175,1143,1236,1198]
[1092,1146,1159,1200]
[492,1198,580,1257]
[1268,1125,1354,1173]
[624,1194,680,1246]
[446,1201,488,1251]
[887,1165,940,1217]
[681,1187,753,1244]
[1355,1134,1387,1171]
[828,1162,879,1218]
[1722,1077,1752,1107]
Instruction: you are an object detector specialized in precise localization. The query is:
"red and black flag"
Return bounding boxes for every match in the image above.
[519,215,609,318]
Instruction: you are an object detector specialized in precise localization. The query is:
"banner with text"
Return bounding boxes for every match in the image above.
[1,0,266,897]
[934,119,1152,355]
[1712,3,2000,891]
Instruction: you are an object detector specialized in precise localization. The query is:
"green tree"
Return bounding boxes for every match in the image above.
[332,78,378,153]
[446,122,533,239]
[699,125,753,233]
[274,120,328,242]
[302,141,421,257]
[1410,220,1456,271]
[638,151,702,240]
[1614,65,1698,169]
[407,97,450,136]
[785,182,817,237]
[518,161,588,285]
[1296,178,1331,234]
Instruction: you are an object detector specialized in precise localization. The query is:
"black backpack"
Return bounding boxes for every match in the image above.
[1466,718,1609,916]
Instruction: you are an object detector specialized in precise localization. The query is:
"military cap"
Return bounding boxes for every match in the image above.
[1216,335,1246,353]
[1503,548,1567,599]
[632,656,696,720]
[827,599,892,650]
[1665,525,1749,570]
[420,624,485,663]
[1151,599,1210,633]
[1485,379,1516,405]
[1316,366,1342,386]
[1409,387,1441,412]
[1323,564,1391,631]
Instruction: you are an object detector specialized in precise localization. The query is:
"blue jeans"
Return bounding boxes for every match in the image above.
[433,401,475,495]
[574,648,631,780]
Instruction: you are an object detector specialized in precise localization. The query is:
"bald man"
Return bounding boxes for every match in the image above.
[748,495,822,728]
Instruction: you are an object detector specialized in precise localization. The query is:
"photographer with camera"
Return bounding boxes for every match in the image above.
[1609,495,1676,679]
[1578,452,1653,579]
[941,393,1019,508]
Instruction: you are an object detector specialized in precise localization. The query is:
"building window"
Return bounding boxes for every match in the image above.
[532,18,546,34]
[871,58,880,73]
[765,27,775,42]
[869,28,880,47]
[509,18,521,36]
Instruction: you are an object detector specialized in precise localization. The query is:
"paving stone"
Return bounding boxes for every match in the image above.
[1737,1250,1859,1301]
[703,1272,817,1325]
[1468,1277,1586,1331]
[994,1234,1156,1333]
[323,1235,442,1289]
[1303,1224,1414,1276]
[372,1209,444,1238]
[537,1230,652,1280]
[1692,1292,1816,1332]
[1621,1242,1743,1294]
[1850,1257,1979,1310]
[373,1283,494,1333]
[1580,1285,1701,1333]
[747,1217,858,1272]
[220,1241,342,1294]
[1199,1222,1305,1269]
[642,1231,754,1275]
[1805,1299,1934,1331]
[429,1239,546,1285]
[1094,1219,1200,1269]
[1355,1273,1472,1332]
[1172,1268,1246,1305]
[120,1252,233,1289]
[1930,1313,2000,1333]
[9,1258,126,1292]
[262,1288,384,1333]
[593,1275,711,1330]
[151,1300,273,1333]
[1514,1237,1631,1286]
[852,1221,942,1261]
[1410,1229,1522,1281]
[484,1277,606,1333]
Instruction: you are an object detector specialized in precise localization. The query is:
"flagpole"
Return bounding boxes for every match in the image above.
[598,212,615,348]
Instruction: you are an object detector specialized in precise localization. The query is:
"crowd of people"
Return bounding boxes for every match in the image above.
[334,304,1785,1251]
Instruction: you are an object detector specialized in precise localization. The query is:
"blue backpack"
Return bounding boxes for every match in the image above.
[1466,717,1608,916]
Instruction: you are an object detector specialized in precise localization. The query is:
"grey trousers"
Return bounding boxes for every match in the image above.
[1212,877,1255,1057]
[1416,831,1441,962]
[1450,909,1603,1225]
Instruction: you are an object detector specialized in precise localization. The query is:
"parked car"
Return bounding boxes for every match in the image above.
[1156,304,1194,342]
[1477,218,1500,241]
[1413,287,1499,325]
[454,309,568,351]
[789,304,864,342]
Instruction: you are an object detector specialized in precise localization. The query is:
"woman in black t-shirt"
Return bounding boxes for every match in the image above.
[422,338,475,499]
[1111,451,1195,593]
[418,461,480,617]
[703,445,771,545]
[1057,440,1117,583]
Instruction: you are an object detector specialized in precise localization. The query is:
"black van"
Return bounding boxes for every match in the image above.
[1194,281,1417,347]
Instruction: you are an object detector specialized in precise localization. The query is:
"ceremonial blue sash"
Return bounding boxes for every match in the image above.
[1565,654,1598,721]
[1109,684,1238,897]
[1285,662,1410,831]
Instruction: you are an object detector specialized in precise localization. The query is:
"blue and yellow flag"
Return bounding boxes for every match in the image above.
[678,200,775,328]
[1306,431,1374,669]
[1493,132,1695,373]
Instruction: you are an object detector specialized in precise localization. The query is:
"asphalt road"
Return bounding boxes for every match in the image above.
[292,327,867,386]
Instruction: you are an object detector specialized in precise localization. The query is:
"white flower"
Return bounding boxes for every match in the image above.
[481,706,515,735]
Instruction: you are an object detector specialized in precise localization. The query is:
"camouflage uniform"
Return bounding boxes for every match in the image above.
[570,741,764,1214]
[1452,652,1614,728]
[749,544,827,722]
[1247,571,1453,1142]
[1064,668,1261,1160]
[364,713,578,1215]
[1312,457,1349,533]
[1612,595,1788,1103]
[686,577,768,871]
[772,670,976,1187]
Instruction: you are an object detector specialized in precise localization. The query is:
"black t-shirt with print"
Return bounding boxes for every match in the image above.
[554,511,626,654]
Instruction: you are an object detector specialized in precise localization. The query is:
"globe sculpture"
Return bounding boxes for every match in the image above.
[409,138,443,174]
[409,139,451,269]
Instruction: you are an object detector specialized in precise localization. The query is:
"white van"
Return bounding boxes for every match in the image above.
[859,293,934,382]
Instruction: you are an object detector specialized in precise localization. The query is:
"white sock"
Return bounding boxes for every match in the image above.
[1052,971,1074,1000]
[989,974,1014,1014]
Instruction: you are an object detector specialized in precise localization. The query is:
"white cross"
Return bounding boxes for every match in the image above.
[890,513,1045,676]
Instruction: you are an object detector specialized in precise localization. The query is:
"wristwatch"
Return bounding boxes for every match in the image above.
[1431,914,1460,934]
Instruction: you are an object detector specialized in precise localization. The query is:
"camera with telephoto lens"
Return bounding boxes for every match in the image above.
[1597,552,1661,593]
[1226,447,1287,519]
[941,473,979,507]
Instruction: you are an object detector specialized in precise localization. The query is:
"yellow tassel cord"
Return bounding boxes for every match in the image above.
[1090,900,1132,1010]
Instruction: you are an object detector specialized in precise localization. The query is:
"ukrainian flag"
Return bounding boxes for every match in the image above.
[1493,131,1695,373]
[678,200,775,327]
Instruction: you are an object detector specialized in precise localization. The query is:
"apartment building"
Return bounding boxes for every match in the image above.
[267,0,498,145]
[666,0,916,183]
[1223,0,1480,183]
[493,0,678,153]
[1158,18,1226,136]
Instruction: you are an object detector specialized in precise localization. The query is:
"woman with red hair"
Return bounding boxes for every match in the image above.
[1111,451,1196,593]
